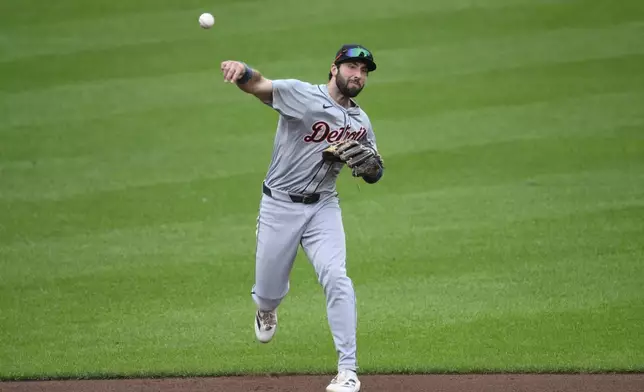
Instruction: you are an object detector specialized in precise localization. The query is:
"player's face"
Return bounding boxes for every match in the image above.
[335,62,369,98]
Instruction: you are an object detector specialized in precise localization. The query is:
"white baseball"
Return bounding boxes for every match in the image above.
[199,13,215,29]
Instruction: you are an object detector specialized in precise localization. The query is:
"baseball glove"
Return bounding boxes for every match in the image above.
[322,140,383,178]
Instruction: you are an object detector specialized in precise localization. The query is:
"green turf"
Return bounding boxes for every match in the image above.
[1,0,644,380]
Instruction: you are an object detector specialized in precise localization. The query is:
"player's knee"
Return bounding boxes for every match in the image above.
[252,286,287,309]
[318,266,352,295]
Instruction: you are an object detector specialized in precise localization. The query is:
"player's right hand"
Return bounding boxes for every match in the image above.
[220,60,246,83]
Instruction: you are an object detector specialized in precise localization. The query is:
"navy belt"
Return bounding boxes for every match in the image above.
[262,183,320,204]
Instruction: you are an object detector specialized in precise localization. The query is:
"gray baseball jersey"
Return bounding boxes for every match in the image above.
[263,79,379,195]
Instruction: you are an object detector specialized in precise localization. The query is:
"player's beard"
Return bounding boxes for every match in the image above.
[336,73,363,98]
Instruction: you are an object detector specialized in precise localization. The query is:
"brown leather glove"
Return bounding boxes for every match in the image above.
[322,140,383,178]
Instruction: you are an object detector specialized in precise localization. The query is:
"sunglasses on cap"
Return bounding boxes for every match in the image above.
[335,47,373,62]
[334,45,377,72]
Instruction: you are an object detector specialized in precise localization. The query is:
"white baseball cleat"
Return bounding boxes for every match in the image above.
[326,369,361,392]
[254,309,277,343]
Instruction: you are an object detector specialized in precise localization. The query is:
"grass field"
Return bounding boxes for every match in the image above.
[1,0,644,381]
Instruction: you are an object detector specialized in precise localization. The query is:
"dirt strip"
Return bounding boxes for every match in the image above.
[1,373,643,392]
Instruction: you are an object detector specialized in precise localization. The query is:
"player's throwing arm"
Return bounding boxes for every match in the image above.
[221,60,273,104]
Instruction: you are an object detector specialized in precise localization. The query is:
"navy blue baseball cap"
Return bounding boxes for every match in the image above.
[333,44,377,72]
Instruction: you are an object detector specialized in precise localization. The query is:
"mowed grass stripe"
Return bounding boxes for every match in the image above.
[0,0,536,30]
[0,0,571,62]
[357,304,643,372]
[350,201,644,285]
[2,48,641,172]
[3,36,642,130]
[371,22,644,84]
[0,0,217,27]
[1,129,640,244]
[2,2,642,92]
[0,212,260,284]
[2,87,641,164]
[353,136,644,197]
[343,167,644,226]
[0,171,265,244]
[2,165,641,283]
[2,176,640,287]
[0,71,259,129]
[2,87,641,171]
[357,259,643,335]
[364,54,644,119]
[1,90,641,203]
[2,20,641,132]
[0,99,277,199]
[373,91,644,156]
[0,102,277,164]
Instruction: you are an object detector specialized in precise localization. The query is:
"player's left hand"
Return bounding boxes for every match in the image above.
[322,140,383,177]
[323,140,366,164]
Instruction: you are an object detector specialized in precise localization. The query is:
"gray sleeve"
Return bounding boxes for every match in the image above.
[270,79,311,119]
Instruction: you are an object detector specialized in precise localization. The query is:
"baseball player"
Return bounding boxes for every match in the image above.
[220,44,384,392]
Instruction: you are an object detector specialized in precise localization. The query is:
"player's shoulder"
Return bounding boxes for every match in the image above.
[272,78,317,92]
